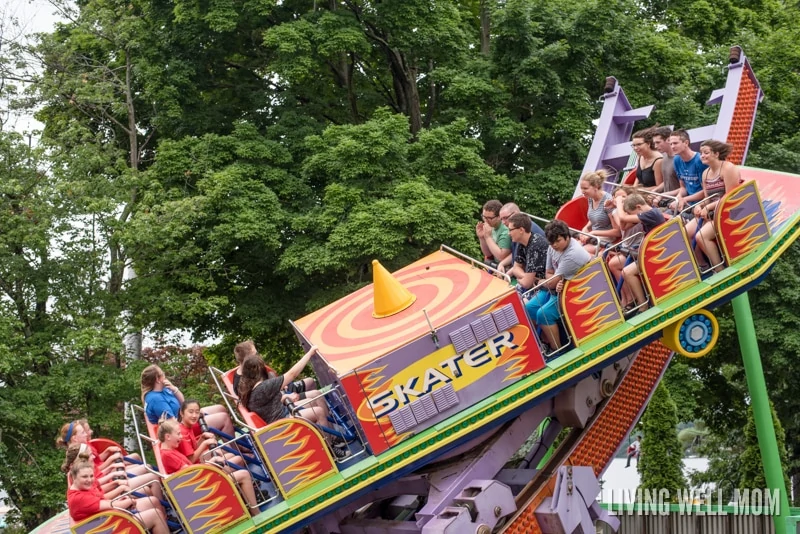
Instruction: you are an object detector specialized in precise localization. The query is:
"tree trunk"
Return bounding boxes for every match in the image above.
[480,0,491,56]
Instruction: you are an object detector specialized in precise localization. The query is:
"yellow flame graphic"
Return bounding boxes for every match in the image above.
[272,425,328,487]
[85,516,137,534]
[568,270,615,334]
[646,230,694,293]
[357,365,402,445]
[175,469,237,531]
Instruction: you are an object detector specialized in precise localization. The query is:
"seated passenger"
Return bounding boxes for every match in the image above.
[233,340,309,398]
[62,444,165,520]
[693,140,742,272]
[68,461,169,532]
[506,213,547,293]
[238,347,348,458]
[578,170,620,254]
[605,187,643,309]
[476,199,511,267]
[497,203,545,276]
[157,419,258,514]
[141,364,234,437]
[526,220,591,351]
[78,418,146,474]
[631,127,664,192]
[615,194,667,316]
[177,399,244,466]
[652,127,681,206]
[57,420,161,500]
[668,129,707,218]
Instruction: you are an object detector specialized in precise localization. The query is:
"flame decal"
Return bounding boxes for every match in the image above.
[565,269,615,335]
[355,365,403,447]
[495,325,534,381]
[173,469,240,532]
[644,228,694,295]
[84,515,138,534]
[719,184,770,261]
[272,424,330,487]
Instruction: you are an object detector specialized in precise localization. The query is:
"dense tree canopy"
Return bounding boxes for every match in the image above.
[0,0,799,528]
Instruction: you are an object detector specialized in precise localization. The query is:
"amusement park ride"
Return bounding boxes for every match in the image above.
[33,46,800,534]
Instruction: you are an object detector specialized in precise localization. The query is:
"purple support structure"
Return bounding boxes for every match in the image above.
[535,465,620,534]
[575,76,654,197]
[421,481,517,534]
[414,402,552,528]
[574,46,763,199]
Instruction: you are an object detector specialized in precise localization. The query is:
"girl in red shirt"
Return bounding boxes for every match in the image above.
[67,461,168,533]
[158,419,259,513]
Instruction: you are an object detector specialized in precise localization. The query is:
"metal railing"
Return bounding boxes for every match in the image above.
[287,386,369,464]
[440,244,511,283]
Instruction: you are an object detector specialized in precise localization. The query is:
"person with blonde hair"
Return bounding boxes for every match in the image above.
[157,419,259,514]
[578,169,620,254]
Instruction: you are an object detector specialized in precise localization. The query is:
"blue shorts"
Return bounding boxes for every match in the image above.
[525,290,561,326]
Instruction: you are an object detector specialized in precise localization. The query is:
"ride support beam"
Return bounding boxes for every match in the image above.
[732,292,790,534]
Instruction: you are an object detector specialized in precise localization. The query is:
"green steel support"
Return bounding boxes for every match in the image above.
[732,292,790,534]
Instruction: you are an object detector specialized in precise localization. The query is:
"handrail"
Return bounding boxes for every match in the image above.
[287,386,368,463]
[603,231,645,257]
[129,404,162,479]
[440,244,511,283]
[521,212,551,227]
[208,366,254,432]
[603,180,679,206]
[200,435,279,507]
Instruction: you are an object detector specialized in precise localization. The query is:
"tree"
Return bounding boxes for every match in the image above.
[688,243,800,503]
[739,402,790,492]
[638,382,686,497]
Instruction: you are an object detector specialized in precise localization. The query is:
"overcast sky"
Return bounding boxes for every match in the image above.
[3,0,64,133]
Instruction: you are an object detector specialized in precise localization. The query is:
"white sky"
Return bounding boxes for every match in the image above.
[2,0,64,133]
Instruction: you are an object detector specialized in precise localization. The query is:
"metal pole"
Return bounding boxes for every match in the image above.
[732,292,790,534]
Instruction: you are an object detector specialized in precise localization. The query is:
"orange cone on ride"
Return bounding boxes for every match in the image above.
[372,259,416,318]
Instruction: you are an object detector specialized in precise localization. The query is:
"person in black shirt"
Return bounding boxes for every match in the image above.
[506,213,548,292]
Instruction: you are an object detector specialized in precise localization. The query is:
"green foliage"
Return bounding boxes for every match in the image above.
[638,382,686,497]
[739,402,790,491]
[3,0,800,527]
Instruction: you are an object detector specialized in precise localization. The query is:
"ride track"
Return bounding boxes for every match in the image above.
[32,47,800,534]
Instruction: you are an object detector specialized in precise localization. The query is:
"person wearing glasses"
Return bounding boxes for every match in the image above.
[506,213,547,293]
[475,199,511,268]
[497,203,545,277]
[525,220,591,353]
[631,127,664,193]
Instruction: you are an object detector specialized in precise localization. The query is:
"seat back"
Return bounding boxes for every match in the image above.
[555,196,589,230]
[89,438,128,457]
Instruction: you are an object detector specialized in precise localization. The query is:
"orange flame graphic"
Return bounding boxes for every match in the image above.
[495,326,531,381]
[721,189,768,258]
[645,229,694,294]
[566,270,615,335]
[175,469,239,531]
[273,425,329,486]
[85,516,137,534]
[356,365,403,445]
